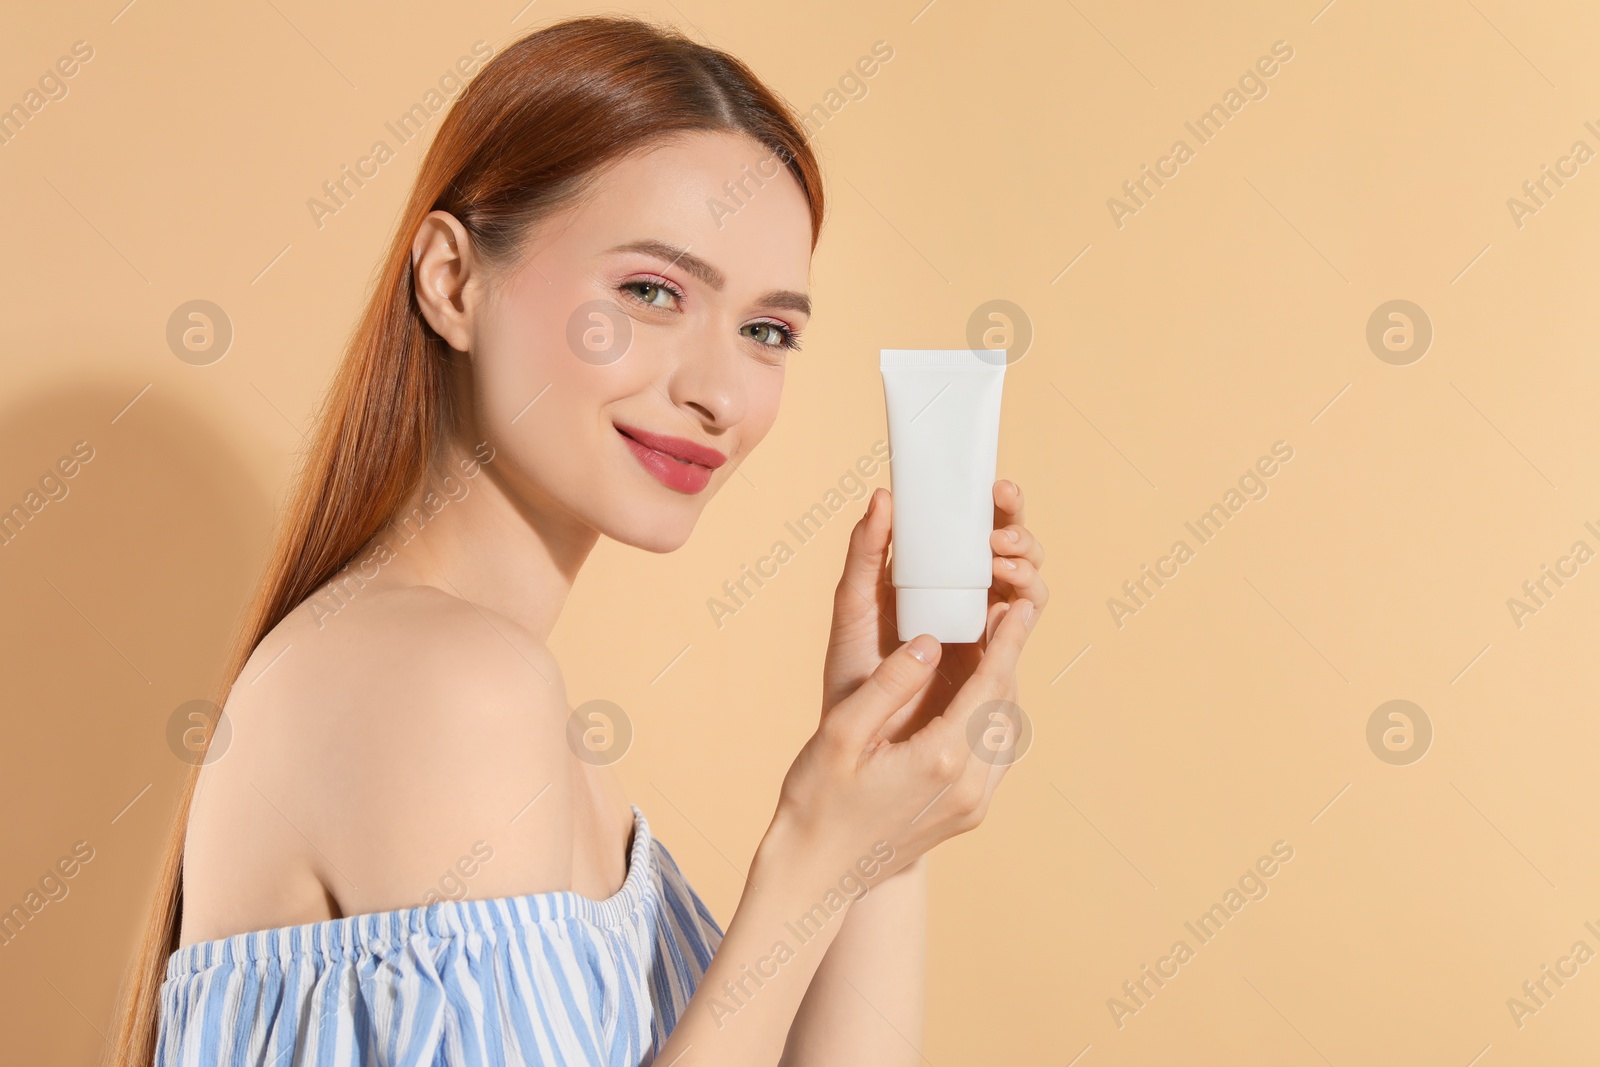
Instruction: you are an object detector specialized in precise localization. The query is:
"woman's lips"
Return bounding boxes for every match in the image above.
[614,423,726,495]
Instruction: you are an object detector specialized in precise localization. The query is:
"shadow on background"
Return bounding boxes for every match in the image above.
[0,381,272,1064]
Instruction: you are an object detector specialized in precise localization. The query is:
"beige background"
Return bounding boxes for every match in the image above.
[3,0,1598,1063]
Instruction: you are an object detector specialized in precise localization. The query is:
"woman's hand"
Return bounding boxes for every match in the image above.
[820,480,1048,745]
[772,583,1039,881]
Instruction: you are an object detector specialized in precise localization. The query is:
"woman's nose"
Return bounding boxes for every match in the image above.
[664,326,746,430]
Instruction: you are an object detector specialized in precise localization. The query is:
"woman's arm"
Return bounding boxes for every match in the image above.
[777,855,928,1066]
[651,809,883,1064]
[655,599,1034,1066]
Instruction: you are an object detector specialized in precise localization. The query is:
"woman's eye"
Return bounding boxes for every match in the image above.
[743,321,797,349]
[621,280,678,309]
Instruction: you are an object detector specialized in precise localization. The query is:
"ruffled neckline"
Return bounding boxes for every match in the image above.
[167,803,654,978]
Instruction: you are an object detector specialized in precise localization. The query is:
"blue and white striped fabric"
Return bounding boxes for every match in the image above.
[156,804,724,1066]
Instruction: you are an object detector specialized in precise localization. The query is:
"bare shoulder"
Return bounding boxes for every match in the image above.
[250,581,571,753]
[180,582,576,944]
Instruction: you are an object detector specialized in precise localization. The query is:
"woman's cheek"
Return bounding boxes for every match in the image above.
[744,372,784,446]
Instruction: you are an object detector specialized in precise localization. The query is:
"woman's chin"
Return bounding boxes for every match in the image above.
[605,511,698,554]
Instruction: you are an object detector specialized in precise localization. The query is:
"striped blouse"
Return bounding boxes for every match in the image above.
[156,804,724,1066]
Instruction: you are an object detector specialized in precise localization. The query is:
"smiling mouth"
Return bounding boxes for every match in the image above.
[618,428,699,465]
[613,422,725,495]
[611,422,728,469]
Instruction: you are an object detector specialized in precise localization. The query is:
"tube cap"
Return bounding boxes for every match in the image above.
[895,587,989,644]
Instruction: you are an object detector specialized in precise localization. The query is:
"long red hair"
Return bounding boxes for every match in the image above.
[109,15,824,1063]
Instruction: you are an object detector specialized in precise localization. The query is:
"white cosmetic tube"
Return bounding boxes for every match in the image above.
[880,348,1007,643]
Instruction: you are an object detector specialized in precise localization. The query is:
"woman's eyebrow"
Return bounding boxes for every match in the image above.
[756,290,812,317]
[605,239,811,317]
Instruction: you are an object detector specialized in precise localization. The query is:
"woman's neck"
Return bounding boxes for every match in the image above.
[373,434,599,642]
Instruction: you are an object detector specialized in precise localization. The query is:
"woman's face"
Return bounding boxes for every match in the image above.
[415,130,814,554]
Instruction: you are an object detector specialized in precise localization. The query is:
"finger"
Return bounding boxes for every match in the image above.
[974,597,1036,691]
[990,523,1043,571]
[832,488,893,615]
[911,598,1035,763]
[983,599,1009,644]
[993,479,1025,528]
[991,556,1049,614]
[964,700,1023,801]
[827,633,941,748]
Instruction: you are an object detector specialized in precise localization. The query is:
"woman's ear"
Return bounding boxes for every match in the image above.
[411,210,482,353]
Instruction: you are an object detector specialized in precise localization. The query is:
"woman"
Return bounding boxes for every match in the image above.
[112,14,1047,1066]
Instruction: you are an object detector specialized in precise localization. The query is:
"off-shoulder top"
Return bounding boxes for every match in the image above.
[155,804,723,1066]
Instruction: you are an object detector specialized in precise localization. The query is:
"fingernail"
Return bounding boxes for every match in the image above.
[1001,557,1018,570]
[1006,528,1019,543]
[1020,600,1035,625]
[908,637,934,663]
